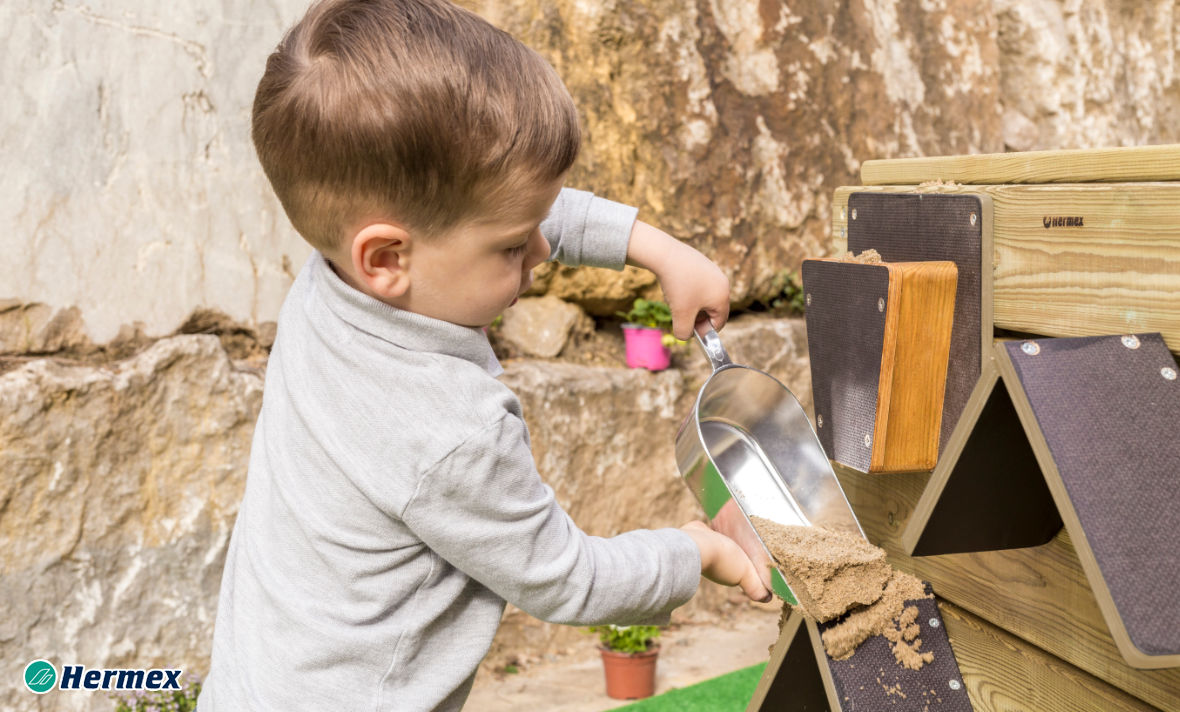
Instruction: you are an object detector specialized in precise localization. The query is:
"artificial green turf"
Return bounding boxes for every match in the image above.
[609,662,767,712]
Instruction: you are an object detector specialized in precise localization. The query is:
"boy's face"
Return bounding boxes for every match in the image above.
[400,176,561,328]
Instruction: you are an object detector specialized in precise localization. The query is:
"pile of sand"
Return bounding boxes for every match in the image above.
[836,248,883,264]
[751,516,935,670]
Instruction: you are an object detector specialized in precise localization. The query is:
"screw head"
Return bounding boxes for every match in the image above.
[817,414,824,428]
[851,208,858,220]
[864,433,872,448]
[840,227,846,238]
[840,207,846,220]
[1122,335,1141,349]
[877,297,885,312]
[949,679,962,691]
[806,293,812,307]
[929,618,940,628]
[1163,367,1177,381]
[970,212,978,226]
[1021,341,1040,356]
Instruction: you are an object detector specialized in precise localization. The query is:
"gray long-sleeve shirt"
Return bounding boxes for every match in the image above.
[198,189,701,712]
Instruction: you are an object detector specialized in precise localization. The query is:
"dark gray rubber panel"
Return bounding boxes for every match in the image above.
[847,193,983,453]
[802,260,890,472]
[818,588,973,712]
[1003,334,1180,657]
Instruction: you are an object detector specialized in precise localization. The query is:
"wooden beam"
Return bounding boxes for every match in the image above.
[831,461,1180,710]
[831,184,1180,353]
[861,144,1180,185]
[939,600,1160,712]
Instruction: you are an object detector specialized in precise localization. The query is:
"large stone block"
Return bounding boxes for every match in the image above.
[0,335,262,712]
[0,315,808,707]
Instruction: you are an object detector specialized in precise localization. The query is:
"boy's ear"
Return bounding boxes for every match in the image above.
[349,222,412,299]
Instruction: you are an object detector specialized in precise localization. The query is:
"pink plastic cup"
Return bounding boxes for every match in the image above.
[622,325,671,371]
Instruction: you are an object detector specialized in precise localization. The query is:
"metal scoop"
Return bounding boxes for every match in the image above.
[675,325,866,604]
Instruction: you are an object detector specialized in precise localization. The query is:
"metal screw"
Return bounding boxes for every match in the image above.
[877,297,885,312]
[1122,335,1141,349]
[1163,367,1178,381]
[817,414,824,428]
[1021,341,1040,356]
[969,212,977,226]
[840,207,846,220]
[929,618,940,628]
[851,208,858,221]
[864,433,872,448]
[949,679,962,691]
[806,293,812,307]
[840,227,846,238]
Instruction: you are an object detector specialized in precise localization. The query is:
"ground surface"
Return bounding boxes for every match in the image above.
[466,601,782,711]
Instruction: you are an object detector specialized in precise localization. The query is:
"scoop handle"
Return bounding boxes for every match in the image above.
[694,323,732,373]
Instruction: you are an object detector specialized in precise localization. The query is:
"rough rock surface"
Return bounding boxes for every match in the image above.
[0,336,262,712]
[467,0,1004,311]
[0,315,808,709]
[14,1,1180,339]
[495,296,594,358]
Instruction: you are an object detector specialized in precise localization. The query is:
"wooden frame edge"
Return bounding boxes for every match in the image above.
[992,341,1180,670]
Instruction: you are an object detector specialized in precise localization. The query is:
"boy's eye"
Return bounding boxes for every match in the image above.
[506,241,529,256]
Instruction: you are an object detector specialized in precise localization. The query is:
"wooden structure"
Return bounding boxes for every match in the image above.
[751,145,1180,712]
[802,259,958,473]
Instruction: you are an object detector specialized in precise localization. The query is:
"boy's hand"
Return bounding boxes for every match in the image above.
[680,521,773,603]
[626,221,730,341]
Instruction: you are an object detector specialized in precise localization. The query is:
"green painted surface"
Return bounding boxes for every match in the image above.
[771,568,798,606]
[701,460,731,519]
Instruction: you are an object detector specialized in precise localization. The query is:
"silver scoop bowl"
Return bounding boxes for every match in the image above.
[675,326,866,604]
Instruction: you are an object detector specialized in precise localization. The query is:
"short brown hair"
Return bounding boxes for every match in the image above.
[252,0,580,252]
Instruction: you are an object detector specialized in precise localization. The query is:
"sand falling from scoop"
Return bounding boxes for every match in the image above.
[750,516,935,670]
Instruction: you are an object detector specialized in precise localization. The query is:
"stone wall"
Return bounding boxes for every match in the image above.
[0,316,808,711]
[5,1,1180,710]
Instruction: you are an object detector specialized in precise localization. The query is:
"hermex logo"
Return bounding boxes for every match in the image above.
[21,658,182,694]
[23,660,57,694]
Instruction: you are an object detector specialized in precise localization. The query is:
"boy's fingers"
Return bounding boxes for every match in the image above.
[738,560,772,602]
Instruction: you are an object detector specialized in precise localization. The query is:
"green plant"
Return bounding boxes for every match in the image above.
[616,299,673,331]
[110,674,201,712]
[589,624,662,654]
[766,270,806,315]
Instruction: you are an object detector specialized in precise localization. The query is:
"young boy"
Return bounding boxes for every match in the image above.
[199,1,769,709]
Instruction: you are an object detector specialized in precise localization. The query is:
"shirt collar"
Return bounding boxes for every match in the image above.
[308,251,503,376]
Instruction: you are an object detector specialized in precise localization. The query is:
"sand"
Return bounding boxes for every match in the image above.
[750,516,935,670]
[837,248,883,264]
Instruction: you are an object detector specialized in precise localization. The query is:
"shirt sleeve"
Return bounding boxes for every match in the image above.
[400,411,701,626]
[539,187,638,271]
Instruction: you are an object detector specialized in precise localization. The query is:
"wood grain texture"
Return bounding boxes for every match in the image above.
[832,461,1180,710]
[880,260,957,472]
[861,144,1180,185]
[832,184,1180,353]
[939,600,1162,712]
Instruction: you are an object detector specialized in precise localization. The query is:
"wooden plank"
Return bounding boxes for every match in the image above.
[861,144,1180,185]
[939,600,1161,712]
[881,260,957,472]
[832,460,1180,710]
[831,184,1180,353]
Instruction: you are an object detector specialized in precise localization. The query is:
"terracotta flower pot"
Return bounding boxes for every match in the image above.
[621,324,671,371]
[599,645,659,700]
